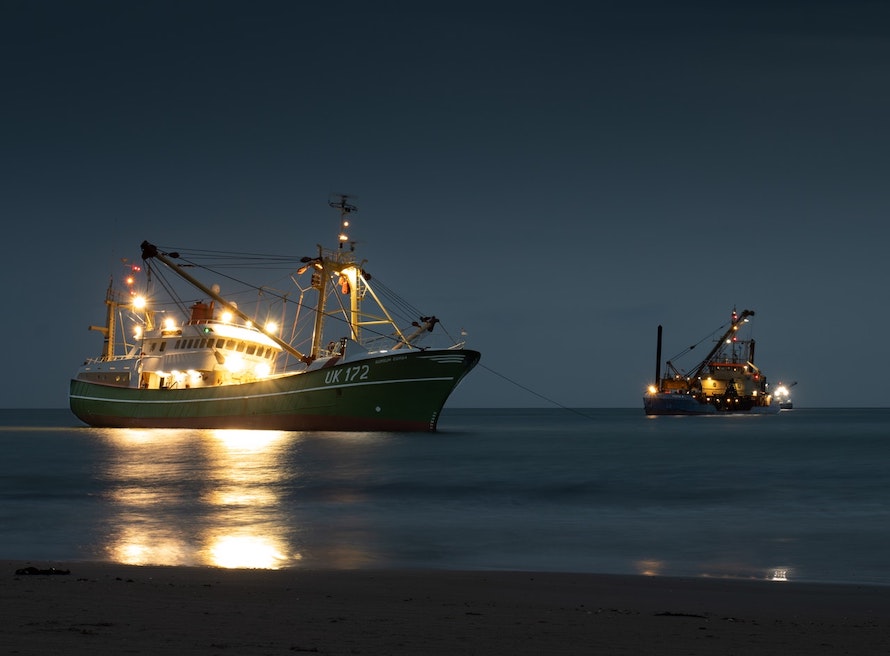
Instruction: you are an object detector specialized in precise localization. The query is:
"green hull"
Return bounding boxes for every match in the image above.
[70,349,480,432]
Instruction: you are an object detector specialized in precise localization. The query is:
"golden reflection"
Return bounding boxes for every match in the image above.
[108,525,195,565]
[102,429,196,511]
[635,559,665,576]
[102,428,301,569]
[101,427,184,447]
[208,488,278,507]
[206,534,293,569]
[209,429,286,452]
[203,430,288,508]
[202,430,299,568]
[110,487,167,505]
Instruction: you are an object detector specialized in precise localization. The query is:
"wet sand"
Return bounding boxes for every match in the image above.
[3,561,889,655]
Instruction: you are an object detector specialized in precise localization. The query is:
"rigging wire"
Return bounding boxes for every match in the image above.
[154,246,299,267]
[664,319,733,368]
[476,363,600,421]
[146,247,453,349]
[144,260,191,317]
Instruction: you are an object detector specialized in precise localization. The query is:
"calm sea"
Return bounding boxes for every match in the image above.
[1,407,888,585]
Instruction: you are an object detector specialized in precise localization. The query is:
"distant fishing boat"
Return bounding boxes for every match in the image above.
[70,196,480,431]
[644,309,779,415]
[774,381,797,410]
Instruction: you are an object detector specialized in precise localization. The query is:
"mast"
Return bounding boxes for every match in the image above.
[306,195,360,359]
[333,194,361,345]
[307,242,329,360]
[319,195,427,351]
[140,241,312,364]
[88,278,117,360]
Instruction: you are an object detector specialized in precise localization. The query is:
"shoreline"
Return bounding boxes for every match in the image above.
[4,561,890,654]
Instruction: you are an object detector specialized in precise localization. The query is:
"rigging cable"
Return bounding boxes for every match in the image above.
[476,363,600,421]
[665,318,732,372]
[149,248,455,350]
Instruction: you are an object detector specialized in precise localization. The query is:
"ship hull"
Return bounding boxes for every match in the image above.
[70,349,480,432]
[644,393,716,415]
[644,393,779,416]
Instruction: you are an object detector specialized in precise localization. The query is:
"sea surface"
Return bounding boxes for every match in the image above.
[2,407,889,586]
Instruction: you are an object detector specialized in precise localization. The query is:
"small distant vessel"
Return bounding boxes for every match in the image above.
[774,381,797,410]
[70,196,480,431]
[644,309,779,416]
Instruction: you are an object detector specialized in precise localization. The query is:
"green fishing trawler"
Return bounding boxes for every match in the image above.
[70,197,479,431]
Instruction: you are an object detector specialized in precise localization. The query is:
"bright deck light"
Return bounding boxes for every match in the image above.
[226,353,244,373]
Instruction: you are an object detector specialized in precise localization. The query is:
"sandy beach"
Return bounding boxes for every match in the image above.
[3,562,889,655]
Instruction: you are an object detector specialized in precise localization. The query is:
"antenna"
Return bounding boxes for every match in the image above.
[329,193,358,250]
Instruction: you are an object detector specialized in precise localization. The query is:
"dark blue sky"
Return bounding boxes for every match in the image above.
[3,1,888,408]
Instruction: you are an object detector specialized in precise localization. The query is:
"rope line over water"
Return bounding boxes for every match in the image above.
[477,363,598,421]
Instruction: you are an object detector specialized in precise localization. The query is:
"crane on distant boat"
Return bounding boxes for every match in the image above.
[689,309,756,381]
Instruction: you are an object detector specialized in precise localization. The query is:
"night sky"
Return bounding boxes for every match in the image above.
[3,1,888,409]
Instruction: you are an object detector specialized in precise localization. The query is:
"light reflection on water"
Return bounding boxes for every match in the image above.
[92,425,804,577]
[634,558,794,582]
[98,428,299,569]
[8,408,890,583]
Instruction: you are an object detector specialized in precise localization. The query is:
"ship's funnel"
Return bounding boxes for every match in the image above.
[655,325,662,389]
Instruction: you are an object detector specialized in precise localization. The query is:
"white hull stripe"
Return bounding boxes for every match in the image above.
[72,376,456,405]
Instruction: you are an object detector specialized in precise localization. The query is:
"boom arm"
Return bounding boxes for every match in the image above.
[140,241,312,364]
[689,309,755,380]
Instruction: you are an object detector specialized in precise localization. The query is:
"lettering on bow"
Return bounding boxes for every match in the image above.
[324,365,370,385]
